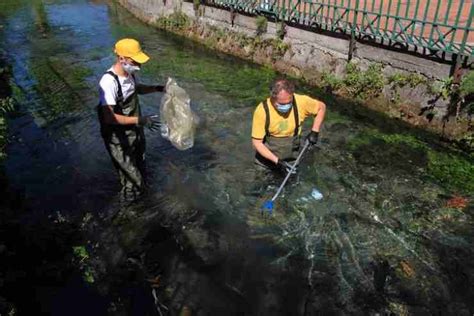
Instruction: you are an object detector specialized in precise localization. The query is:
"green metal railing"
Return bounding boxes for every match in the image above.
[205,0,474,57]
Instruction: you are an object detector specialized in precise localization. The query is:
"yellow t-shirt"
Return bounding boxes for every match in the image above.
[251,94,324,139]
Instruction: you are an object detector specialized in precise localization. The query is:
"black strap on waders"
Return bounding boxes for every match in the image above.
[105,71,124,112]
[97,71,136,134]
[104,71,137,112]
[262,98,299,138]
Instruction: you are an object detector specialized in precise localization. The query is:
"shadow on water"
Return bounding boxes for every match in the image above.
[0,0,473,315]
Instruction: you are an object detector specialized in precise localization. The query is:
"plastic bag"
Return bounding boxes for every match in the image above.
[159,78,198,150]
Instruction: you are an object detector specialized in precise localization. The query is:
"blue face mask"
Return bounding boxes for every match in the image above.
[276,102,292,113]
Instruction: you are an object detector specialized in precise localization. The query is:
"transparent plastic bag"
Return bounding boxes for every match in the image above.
[159,78,198,150]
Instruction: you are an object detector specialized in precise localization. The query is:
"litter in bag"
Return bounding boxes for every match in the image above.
[159,78,198,150]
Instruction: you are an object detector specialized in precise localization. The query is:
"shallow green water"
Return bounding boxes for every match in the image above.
[1,0,473,314]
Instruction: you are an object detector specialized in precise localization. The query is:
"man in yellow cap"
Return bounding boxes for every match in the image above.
[98,38,164,202]
[252,78,326,173]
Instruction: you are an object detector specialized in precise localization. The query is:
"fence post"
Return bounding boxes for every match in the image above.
[348,0,359,61]
[450,53,465,85]
[349,29,356,61]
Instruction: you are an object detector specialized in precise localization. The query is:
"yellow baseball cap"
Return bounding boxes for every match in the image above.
[114,38,150,64]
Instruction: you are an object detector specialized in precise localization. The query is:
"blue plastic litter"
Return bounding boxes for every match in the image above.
[262,200,274,215]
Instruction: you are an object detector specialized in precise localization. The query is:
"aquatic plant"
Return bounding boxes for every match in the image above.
[0,64,14,162]
[427,151,474,193]
[141,47,276,104]
[28,56,91,122]
[0,98,13,161]
[0,0,27,18]
[73,246,95,283]
[348,130,474,194]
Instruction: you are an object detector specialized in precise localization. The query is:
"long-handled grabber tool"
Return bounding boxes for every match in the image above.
[261,140,311,215]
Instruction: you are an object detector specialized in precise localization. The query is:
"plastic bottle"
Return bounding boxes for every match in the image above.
[311,188,323,200]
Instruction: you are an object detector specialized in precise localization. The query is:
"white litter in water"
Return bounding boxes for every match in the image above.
[297,197,310,203]
[311,188,323,200]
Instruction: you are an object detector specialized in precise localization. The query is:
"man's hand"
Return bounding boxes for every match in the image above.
[276,159,296,175]
[138,115,161,131]
[306,131,319,146]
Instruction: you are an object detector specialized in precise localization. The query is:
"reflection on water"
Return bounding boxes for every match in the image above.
[1,0,473,314]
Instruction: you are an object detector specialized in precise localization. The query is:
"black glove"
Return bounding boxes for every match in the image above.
[154,85,165,92]
[306,130,319,146]
[138,115,161,131]
[276,159,296,175]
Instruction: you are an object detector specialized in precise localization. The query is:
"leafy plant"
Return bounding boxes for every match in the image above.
[320,71,343,93]
[458,71,474,115]
[459,70,474,97]
[344,62,385,99]
[156,11,190,30]
[255,16,268,36]
[276,21,286,39]
[428,77,453,100]
[193,0,200,11]
[268,38,289,58]
[388,72,427,88]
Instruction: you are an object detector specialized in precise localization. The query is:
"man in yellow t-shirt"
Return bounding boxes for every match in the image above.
[252,78,326,172]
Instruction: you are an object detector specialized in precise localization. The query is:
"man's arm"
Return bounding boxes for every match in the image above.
[252,138,279,164]
[251,105,280,164]
[136,84,165,95]
[101,105,138,125]
[311,101,326,132]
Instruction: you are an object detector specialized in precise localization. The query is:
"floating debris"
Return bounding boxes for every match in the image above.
[399,260,415,278]
[147,275,162,288]
[446,195,468,210]
[179,306,192,316]
[311,188,323,200]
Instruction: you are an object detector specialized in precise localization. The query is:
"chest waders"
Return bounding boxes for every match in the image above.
[255,99,300,170]
[98,71,146,201]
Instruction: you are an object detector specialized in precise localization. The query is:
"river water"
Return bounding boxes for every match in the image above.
[1,0,473,315]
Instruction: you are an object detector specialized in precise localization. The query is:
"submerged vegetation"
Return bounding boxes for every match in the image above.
[0,63,13,162]
[141,46,276,105]
[73,245,95,284]
[348,130,474,194]
[28,55,92,122]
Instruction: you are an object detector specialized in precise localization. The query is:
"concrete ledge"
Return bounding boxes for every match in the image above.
[355,42,451,79]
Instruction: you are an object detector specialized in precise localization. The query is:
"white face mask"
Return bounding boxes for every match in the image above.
[121,61,140,74]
